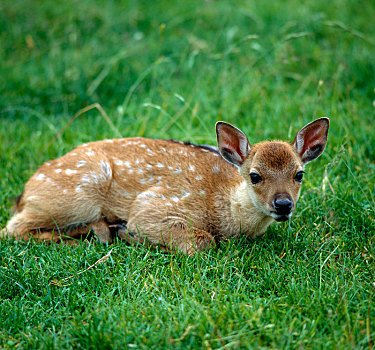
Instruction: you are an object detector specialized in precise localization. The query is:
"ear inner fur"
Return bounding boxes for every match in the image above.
[216,122,250,167]
[293,118,329,164]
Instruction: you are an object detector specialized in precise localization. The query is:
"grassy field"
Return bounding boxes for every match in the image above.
[1,0,374,348]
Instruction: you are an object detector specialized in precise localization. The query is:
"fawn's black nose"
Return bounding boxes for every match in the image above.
[273,196,293,216]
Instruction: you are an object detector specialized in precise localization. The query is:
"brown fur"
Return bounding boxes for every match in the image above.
[1,118,329,254]
[240,141,303,215]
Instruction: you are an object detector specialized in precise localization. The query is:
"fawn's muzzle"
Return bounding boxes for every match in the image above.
[273,195,293,221]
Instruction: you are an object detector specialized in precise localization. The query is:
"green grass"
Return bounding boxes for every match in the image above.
[0,0,374,348]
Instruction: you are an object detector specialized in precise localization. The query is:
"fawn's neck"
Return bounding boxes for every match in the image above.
[216,181,274,239]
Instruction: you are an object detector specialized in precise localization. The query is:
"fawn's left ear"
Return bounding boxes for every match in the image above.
[293,117,329,164]
[216,121,251,168]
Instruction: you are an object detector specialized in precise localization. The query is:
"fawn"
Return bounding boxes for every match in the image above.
[1,118,329,254]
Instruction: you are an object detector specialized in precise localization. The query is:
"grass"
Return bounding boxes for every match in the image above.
[0,0,374,348]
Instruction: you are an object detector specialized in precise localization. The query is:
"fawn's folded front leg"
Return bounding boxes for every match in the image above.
[125,219,215,255]
[125,191,215,255]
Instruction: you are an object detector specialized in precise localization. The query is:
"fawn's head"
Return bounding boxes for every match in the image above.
[216,118,329,222]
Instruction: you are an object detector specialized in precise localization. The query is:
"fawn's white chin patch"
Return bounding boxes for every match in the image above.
[271,212,293,222]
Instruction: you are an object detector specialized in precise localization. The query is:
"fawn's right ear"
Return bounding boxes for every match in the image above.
[216,122,251,168]
[293,117,329,164]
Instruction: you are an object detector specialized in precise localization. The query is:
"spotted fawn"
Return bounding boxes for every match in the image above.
[1,118,329,254]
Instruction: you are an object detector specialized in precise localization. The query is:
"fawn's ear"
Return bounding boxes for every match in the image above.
[216,122,251,168]
[293,117,329,164]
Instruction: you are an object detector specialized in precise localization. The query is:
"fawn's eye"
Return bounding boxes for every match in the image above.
[250,173,262,185]
[295,171,304,182]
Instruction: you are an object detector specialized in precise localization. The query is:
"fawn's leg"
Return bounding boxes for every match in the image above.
[1,172,111,242]
[2,151,114,242]
[2,219,112,244]
[124,220,215,255]
[122,189,215,255]
[63,220,112,243]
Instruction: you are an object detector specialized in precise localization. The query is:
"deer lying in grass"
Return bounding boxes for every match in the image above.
[1,118,329,254]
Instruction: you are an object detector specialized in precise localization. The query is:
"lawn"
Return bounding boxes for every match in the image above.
[0,0,374,348]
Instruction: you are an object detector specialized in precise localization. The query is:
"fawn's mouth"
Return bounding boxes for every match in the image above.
[275,215,289,222]
[270,212,293,222]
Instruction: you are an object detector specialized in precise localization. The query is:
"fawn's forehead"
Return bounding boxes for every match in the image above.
[250,141,301,172]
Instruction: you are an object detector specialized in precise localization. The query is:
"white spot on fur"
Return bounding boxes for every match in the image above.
[75,185,83,192]
[146,164,152,170]
[63,189,68,194]
[121,190,131,198]
[196,175,202,180]
[77,160,86,168]
[160,195,166,200]
[166,184,171,189]
[85,151,95,156]
[57,162,63,166]
[160,147,166,152]
[168,149,174,154]
[181,191,190,199]
[100,161,112,178]
[190,152,195,157]
[115,159,123,166]
[106,139,114,143]
[46,162,51,166]
[140,178,147,184]
[168,166,173,171]
[212,165,220,174]
[156,163,164,168]
[166,202,172,206]
[124,160,131,168]
[36,173,46,180]
[71,153,77,156]
[90,172,99,184]
[46,178,52,183]
[65,169,78,175]
[171,196,179,202]
[189,165,195,171]
[55,169,62,173]
[128,169,134,174]
[138,168,144,174]
[140,144,146,148]
[81,175,91,184]
[200,190,206,195]
[174,167,182,174]
[139,191,157,199]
